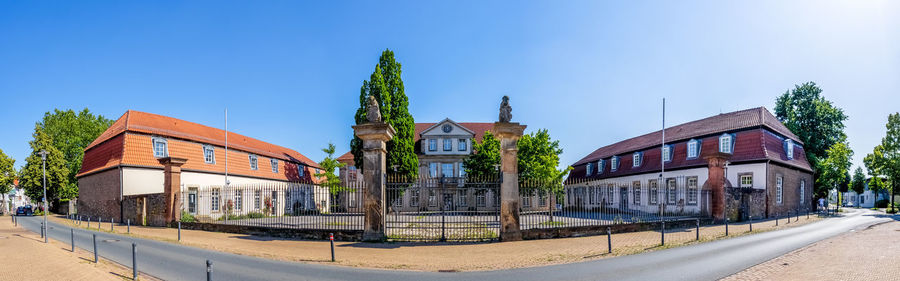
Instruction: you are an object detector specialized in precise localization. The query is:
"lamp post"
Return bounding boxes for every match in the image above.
[38,149,49,243]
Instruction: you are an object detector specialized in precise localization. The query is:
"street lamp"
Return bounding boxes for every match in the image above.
[38,149,48,243]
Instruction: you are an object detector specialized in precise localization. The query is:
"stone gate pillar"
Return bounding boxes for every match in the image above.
[158,157,187,224]
[353,122,395,241]
[703,152,731,221]
[494,122,526,241]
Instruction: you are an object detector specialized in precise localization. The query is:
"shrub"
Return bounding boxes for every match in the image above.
[181,210,196,223]
[875,199,889,208]
[247,212,266,219]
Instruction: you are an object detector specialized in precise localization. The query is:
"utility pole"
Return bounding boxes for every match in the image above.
[39,150,49,243]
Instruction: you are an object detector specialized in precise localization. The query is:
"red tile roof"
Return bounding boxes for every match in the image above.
[78,110,320,178]
[573,107,800,166]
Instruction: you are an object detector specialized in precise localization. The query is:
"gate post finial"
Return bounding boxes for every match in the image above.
[353,122,395,241]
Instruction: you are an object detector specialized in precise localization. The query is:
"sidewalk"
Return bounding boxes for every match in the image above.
[0,216,154,281]
[53,214,822,272]
[723,218,900,280]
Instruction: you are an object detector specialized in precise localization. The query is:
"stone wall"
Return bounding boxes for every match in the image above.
[766,163,814,217]
[122,193,168,227]
[76,168,121,219]
[179,222,364,241]
[724,187,766,222]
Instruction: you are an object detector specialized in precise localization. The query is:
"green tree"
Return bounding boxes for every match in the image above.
[463,131,501,177]
[350,49,418,178]
[38,108,113,200]
[517,129,572,222]
[18,125,70,210]
[315,142,347,194]
[864,113,900,213]
[819,142,853,209]
[0,149,15,213]
[850,166,866,196]
[774,82,849,197]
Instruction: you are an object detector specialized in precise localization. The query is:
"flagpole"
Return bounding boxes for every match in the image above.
[224,108,228,223]
[661,98,666,220]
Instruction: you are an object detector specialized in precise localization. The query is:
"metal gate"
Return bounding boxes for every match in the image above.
[385,175,500,242]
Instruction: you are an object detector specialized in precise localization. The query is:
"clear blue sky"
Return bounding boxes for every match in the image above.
[1,1,898,172]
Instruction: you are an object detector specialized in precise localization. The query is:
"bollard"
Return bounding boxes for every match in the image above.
[111,218,115,232]
[88,217,91,229]
[71,228,75,252]
[695,219,700,241]
[206,260,213,281]
[93,234,98,263]
[178,222,181,242]
[127,219,131,234]
[749,216,753,232]
[725,218,729,236]
[660,220,665,246]
[607,227,612,253]
[132,243,138,280]
[41,222,45,238]
[807,210,809,219]
[776,215,779,226]
[13,215,16,227]
[329,233,335,262]
[100,217,103,229]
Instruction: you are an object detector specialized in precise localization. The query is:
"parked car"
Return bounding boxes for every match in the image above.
[16,205,34,216]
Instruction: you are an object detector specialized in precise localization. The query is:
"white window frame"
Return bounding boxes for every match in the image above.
[597,160,604,174]
[666,179,676,205]
[458,138,467,151]
[719,134,733,154]
[249,154,258,170]
[428,190,436,207]
[522,195,531,207]
[800,180,805,203]
[429,163,438,177]
[152,137,168,158]
[740,175,753,188]
[662,145,672,162]
[441,163,454,178]
[687,140,699,158]
[785,139,795,159]
[633,181,641,205]
[428,139,437,151]
[776,176,784,204]
[649,180,658,204]
[271,159,279,173]
[203,145,215,164]
[586,162,593,176]
[607,184,615,205]
[458,162,467,177]
[254,190,261,210]
[234,189,243,211]
[410,190,420,207]
[458,190,467,207]
[443,139,452,151]
[297,165,305,177]
[611,156,619,172]
[211,188,220,212]
[687,177,698,205]
[633,152,642,167]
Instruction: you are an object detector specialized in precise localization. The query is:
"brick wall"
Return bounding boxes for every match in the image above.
[76,168,121,219]
[766,163,814,217]
[122,193,169,227]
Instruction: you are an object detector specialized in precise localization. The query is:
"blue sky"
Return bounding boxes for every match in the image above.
[1,1,898,172]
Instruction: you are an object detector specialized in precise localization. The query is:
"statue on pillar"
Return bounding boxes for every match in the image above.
[366,95,382,123]
[499,95,512,123]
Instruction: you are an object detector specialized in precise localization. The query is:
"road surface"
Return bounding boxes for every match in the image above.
[18,209,892,281]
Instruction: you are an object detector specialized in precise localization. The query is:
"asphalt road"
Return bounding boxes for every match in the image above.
[18,208,893,281]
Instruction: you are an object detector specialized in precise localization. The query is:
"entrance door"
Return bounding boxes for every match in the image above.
[620,187,628,210]
[188,188,197,214]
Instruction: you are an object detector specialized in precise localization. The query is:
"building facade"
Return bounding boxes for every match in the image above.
[76,110,324,223]
[566,107,814,221]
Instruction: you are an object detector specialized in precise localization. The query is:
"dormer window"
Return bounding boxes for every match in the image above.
[428,139,437,151]
[662,145,673,162]
[249,154,258,170]
[719,134,734,154]
[586,162,594,176]
[611,156,619,172]
[597,160,604,174]
[271,159,279,173]
[203,145,215,164]
[785,139,795,159]
[687,139,700,159]
[298,165,305,177]
[633,152,642,167]
[151,137,168,158]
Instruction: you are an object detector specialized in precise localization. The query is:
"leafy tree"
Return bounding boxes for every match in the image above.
[864,113,900,213]
[38,108,113,199]
[775,82,848,197]
[463,131,501,177]
[517,129,572,222]
[850,166,866,195]
[18,125,70,209]
[818,142,853,209]
[0,149,15,213]
[350,49,418,179]
[315,142,347,194]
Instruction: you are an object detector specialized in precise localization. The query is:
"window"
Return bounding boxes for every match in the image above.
[249,155,258,170]
[443,139,452,151]
[458,190,467,207]
[740,174,753,188]
[539,192,547,207]
[298,165,305,177]
[687,177,698,205]
[203,145,215,164]
[800,180,806,203]
[522,195,531,207]
[785,139,795,159]
[667,179,676,204]
[441,163,454,177]
[234,190,243,211]
[687,139,700,159]
[428,190,436,207]
[284,191,292,212]
[586,162,594,176]
[254,190,261,210]
[458,162,466,177]
[633,181,641,205]
[649,180,659,204]
[611,156,619,172]
[458,139,467,151]
[476,191,486,207]
[429,163,438,177]
[349,191,357,208]
[633,152,642,167]
[152,137,168,158]
[607,184,615,205]
[315,168,320,175]
[859,194,863,204]
[410,190,420,207]
[271,159,279,173]
[272,191,278,213]
[719,134,734,154]
[428,139,437,151]
[597,160,604,174]
[588,187,595,204]
[662,145,672,162]
[211,188,220,211]
[776,176,784,204]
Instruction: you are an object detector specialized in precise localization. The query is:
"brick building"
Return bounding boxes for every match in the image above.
[76,110,322,224]
[566,107,814,221]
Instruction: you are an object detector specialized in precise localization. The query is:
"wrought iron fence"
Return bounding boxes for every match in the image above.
[180,180,366,231]
[385,174,501,242]
[520,176,706,230]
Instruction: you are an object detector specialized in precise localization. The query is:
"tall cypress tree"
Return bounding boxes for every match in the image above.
[351,49,418,178]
